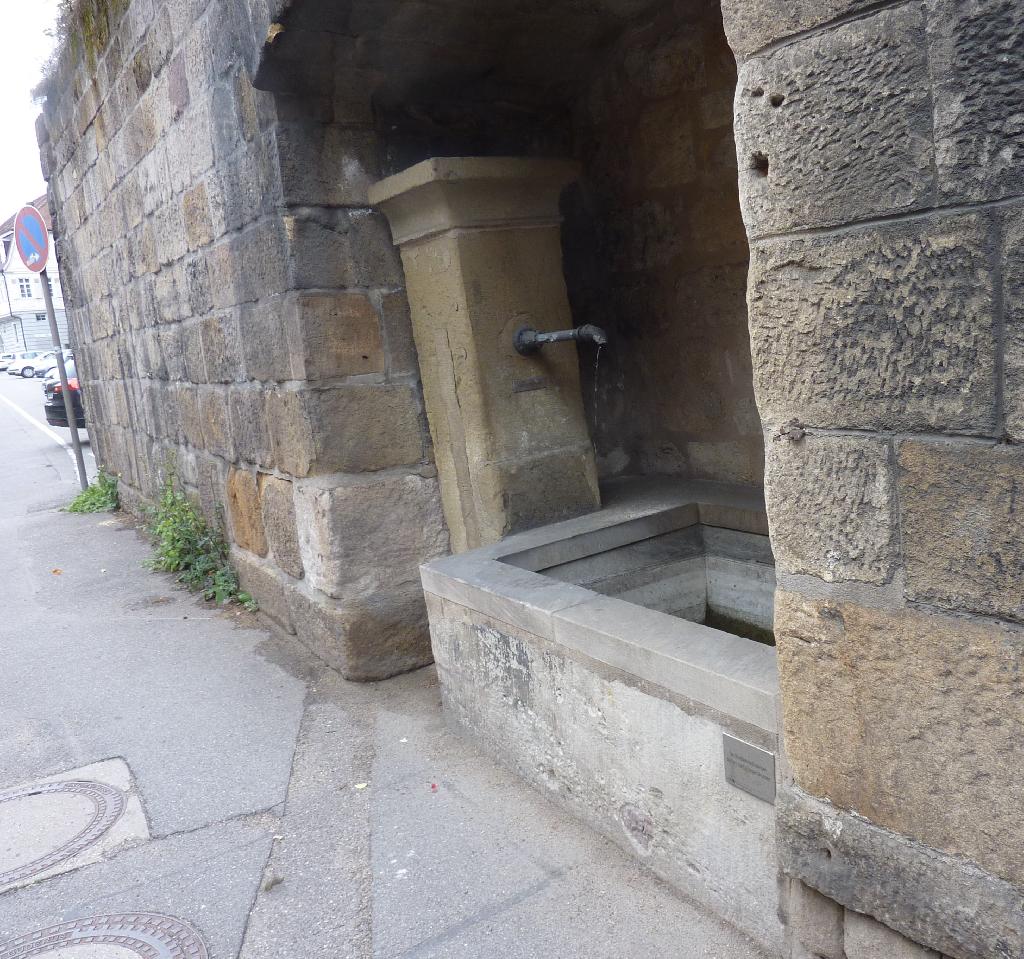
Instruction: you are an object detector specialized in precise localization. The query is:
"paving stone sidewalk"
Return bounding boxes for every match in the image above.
[0,395,767,958]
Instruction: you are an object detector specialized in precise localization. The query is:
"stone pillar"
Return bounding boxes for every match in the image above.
[370,157,600,552]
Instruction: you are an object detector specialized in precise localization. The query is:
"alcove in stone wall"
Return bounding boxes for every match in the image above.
[363,0,764,495]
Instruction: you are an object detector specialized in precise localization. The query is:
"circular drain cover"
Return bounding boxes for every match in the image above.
[0,782,125,888]
[0,914,208,959]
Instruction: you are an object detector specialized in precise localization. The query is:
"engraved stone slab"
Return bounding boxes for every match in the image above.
[723,734,776,804]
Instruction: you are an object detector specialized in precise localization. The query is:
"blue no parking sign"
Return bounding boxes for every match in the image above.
[14,205,49,273]
[12,202,87,490]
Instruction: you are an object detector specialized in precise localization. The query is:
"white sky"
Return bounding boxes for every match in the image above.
[0,3,61,220]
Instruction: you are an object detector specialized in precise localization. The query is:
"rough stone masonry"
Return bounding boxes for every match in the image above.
[36,0,1024,957]
[37,0,452,682]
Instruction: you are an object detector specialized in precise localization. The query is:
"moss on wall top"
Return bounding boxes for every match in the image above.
[43,0,130,95]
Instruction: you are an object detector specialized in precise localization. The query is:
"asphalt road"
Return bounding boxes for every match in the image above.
[0,371,96,484]
[0,385,767,958]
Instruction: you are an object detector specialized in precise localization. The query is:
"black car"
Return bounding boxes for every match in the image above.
[43,360,86,429]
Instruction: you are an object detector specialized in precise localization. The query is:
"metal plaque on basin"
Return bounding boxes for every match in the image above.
[723,734,776,804]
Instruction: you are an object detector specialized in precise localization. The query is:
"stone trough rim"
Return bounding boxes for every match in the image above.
[0,780,126,889]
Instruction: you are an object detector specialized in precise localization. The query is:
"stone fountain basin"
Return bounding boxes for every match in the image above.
[421,476,779,730]
[419,476,784,951]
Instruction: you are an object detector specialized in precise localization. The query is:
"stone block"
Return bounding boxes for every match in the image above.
[186,101,215,180]
[137,379,162,439]
[285,208,401,290]
[734,5,932,236]
[129,220,158,278]
[484,447,604,538]
[898,440,1024,622]
[258,474,303,579]
[167,51,189,119]
[293,472,448,600]
[294,291,384,380]
[228,386,274,469]
[226,467,268,556]
[276,123,380,207]
[239,296,294,382]
[138,434,168,498]
[927,0,1024,203]
[195,452,228,529]
[776,591,1024,885]
[844,911,940,959]
[211,75,252,162]
[379,290,418,376]
[288,581,432,683]
[784,878,844,959]
[233,72,262,143]
[182,321,206,383]
[765,434,898,585]
[288,583,434,681]
[267,384,424,477]
[200,312,244,383]
[145,3,173,75]
[233,549,295,635]
[1002,205,1024,442]
[749,212,997,434]
[182,181,212,249]
[209,218,290,310]
[132,328,164,380]
[206,130,280,235]
[138,143,170,218]
[175,384,204,449]
[198,386,234,460]
[777,786,1024,959]
[183,253,212,317]
[721,0,879,58]
[157,325,186,381]
[154,199,188,267]
[154,382,181,443]
[331,66,376,126]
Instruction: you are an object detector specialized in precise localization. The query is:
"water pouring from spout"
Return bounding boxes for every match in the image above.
[513,324,608,356]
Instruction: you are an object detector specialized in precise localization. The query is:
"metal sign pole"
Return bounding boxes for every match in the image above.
[41,267,88,490]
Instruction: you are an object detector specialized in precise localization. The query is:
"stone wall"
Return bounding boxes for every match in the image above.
[36,0,1024,954]
[37,0,449,680]
[564,0,762,486]
[720,0,1024,955]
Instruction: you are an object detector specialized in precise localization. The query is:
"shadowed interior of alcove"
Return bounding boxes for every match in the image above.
[262,0,770,628]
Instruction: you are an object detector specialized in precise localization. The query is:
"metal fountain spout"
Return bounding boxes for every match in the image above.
[514,324,608,356]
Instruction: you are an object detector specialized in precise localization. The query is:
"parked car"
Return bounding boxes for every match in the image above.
[0,352,15,371]
[6,350,47,377]
[36,349,74,378]
[43,360,86,429]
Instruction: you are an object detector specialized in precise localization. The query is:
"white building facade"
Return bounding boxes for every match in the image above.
[0,196,68,352]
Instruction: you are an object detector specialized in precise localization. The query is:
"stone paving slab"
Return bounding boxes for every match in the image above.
[0,509,308,838]
[0,818,274,958]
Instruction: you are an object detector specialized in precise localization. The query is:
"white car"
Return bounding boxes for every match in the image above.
[6,351,48,378]
[0,352,15,371]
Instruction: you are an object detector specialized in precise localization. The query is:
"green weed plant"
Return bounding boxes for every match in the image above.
[66,468,120,513]
[147,473,257,611]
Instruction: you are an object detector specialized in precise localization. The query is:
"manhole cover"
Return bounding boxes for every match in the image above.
[0,782,125,888]
[0,914,208,958]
